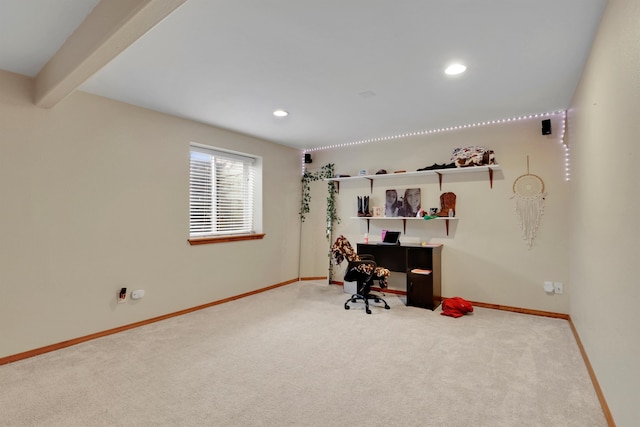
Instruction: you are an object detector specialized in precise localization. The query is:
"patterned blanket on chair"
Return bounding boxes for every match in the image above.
[331,235,390,287]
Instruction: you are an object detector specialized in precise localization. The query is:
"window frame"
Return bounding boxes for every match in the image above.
[188,143,264,245]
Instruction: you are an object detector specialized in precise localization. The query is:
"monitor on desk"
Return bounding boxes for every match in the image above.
[378,231,400,245]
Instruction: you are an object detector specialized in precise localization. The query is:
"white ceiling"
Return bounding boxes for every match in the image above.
[0,0,607,150]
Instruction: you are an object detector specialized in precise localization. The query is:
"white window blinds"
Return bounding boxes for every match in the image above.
[190,145,256,237]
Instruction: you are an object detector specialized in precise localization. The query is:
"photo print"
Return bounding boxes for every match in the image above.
[385,188,422,217]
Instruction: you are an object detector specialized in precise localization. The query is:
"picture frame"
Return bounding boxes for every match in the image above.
[385,188,422,217]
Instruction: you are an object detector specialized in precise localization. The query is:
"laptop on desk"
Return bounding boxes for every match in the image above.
[377,231,401,245]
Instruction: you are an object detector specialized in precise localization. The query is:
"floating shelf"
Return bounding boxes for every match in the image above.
[351,216,458,235]
[326,165,500,193]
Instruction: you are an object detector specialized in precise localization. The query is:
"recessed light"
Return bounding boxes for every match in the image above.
[445,63,467,75]
[273,109,289,117]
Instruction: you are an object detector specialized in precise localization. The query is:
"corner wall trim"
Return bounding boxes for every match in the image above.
[0,278,299,366]
[567,317,616,427]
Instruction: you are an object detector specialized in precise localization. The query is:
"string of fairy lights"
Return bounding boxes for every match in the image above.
[302,110,570,181]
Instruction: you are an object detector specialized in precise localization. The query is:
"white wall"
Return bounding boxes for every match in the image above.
[0,70,302,358]
[301,115,570,313]
[569,1,640,425]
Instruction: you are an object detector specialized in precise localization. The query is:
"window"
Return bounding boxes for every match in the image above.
[189,144,263,244]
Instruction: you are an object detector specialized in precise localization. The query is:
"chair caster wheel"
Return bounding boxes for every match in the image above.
[366,309,372,314]
[374,298,380,303]
[384,305,390,310]
[344,305,350,310]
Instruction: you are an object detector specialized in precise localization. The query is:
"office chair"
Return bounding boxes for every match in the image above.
[331,235,390,314]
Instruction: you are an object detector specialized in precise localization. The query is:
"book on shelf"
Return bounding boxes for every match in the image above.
[410,268,432,275]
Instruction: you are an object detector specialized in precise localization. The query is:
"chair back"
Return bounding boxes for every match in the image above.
[331,235,360,265]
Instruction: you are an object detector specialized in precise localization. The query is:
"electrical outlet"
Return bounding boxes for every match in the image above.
[554,282,564,294]
[117,287,127,303]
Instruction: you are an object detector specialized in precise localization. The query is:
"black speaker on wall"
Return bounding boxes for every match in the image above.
[541,119,552,135]
[304,153,313,163]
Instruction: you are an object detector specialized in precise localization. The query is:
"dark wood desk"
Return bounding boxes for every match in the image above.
[357,243,442,310]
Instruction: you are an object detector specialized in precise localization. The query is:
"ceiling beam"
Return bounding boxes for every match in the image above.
[34,0,187,108]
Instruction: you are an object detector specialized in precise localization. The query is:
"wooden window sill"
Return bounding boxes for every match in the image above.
[188,233,265,246]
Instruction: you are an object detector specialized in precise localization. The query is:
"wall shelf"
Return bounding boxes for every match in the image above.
[326,165,500,193]
[351,216,458,235]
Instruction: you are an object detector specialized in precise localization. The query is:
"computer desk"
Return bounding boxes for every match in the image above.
[357,243,442,310]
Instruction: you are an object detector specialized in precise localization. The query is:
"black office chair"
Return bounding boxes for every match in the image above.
[331,235,390,314]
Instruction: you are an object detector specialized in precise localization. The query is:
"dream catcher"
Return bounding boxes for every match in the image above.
[511,156,546,248]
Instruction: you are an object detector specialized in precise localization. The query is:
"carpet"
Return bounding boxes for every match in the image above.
[0,281,606,426]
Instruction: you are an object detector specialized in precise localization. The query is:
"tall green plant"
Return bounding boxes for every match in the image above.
[300,163,339,241]
[300,163,340,282]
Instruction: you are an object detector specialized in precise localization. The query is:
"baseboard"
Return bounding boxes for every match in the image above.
[0,278,299,366]
[468,300,569,320]
[333,280,568,316]
[299,276,327,281]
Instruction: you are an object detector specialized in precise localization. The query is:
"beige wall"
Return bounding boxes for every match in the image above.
[0,70,302,358]
[569,1,640,425]
[3,2,637,421]
[301,115,570,313]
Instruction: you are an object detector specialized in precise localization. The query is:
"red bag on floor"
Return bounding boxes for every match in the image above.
[441,297,473,318]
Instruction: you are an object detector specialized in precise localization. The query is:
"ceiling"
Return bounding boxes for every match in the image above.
[0,0,607,150]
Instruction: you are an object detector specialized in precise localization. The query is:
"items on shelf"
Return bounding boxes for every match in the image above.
[328,165,499,192]
[384,188,421,218]
[335,148,498,180]
[417,208,437,220]
[417,163,456,171]
[437,192,457,217]
[451,146,496,167]
[356,195,371,217]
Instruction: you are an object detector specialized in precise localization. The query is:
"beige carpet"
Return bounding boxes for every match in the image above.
[0,281,606,426]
